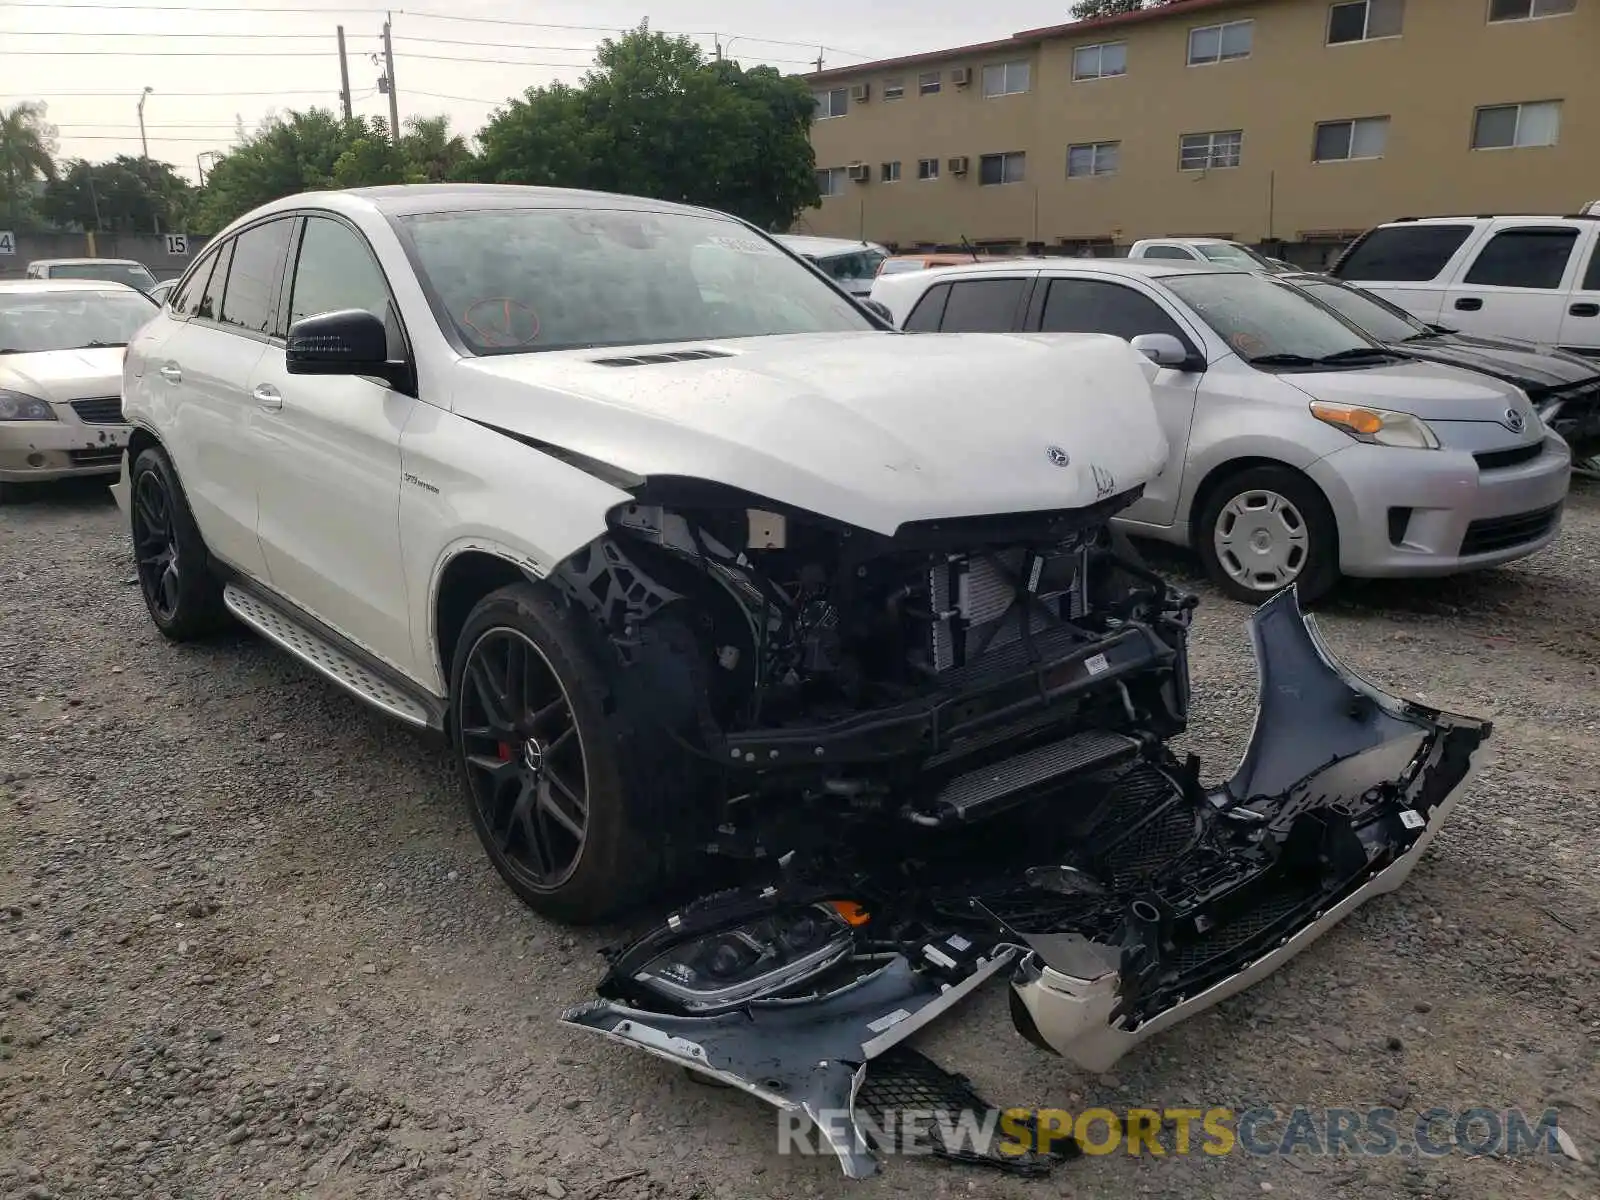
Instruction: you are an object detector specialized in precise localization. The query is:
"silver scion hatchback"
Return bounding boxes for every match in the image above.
[870,260,1572,602]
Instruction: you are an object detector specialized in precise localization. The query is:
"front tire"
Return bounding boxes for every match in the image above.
[449,582,686,924]
[1195,465,1339,605]
[129,446,228,640]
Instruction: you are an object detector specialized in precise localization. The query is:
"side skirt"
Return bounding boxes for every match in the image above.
[221,580,447,732]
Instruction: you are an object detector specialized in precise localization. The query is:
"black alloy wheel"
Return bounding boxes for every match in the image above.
[457,627,591,891]
[132,468,182,624]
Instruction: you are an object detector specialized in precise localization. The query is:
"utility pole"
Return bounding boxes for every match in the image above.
[337,25,353,120]
[382,14,400,144]
[137,86,153,159]
[814,47,825,72]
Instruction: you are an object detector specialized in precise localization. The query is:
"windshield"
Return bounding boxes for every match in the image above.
[0,289,157,353]
[1163,272,1386,364]
[398,208,875,355]
[808,247,888,282]
[1196,242,1275,270]
[1291,278,1432,343]
[47,263,158,290]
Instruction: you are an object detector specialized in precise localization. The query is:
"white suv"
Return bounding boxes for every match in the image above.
[1330,214,1600,358]
[116,187,1488,1091]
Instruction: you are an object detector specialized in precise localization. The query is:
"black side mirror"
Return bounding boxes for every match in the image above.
[286,309,405,387]
[861,298,895,325]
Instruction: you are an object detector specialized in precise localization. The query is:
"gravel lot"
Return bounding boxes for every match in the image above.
[3,479,1598,1200]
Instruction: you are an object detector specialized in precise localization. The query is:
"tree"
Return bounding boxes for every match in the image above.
[400,115,471,182]
[1070,0,1174,18]
[42,156,194,233]
[191,109,400,233]
[0,101,58,229]
[473,26,819,230]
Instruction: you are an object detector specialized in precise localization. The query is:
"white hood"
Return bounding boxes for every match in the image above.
[0,348,125,403]
[450,331,1168,536]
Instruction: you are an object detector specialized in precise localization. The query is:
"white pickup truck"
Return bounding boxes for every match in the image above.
[1330,214,1600,359]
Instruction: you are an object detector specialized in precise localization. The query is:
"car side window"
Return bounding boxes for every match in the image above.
[1040,278,1187,343]
[196,240,233,322]
[1585,238,1600,292]
[1142,246,1193,260]
[289,216,393,326]
[903,283,950,332]
[219,218,294,335]
[1462,228,1579,290]
[1333,224,1473,282]
[937,278,1026,332]
[170,253,212,317]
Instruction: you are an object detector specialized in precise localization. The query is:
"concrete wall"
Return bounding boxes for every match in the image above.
[802,0,1600,251]
[0,231,211,281]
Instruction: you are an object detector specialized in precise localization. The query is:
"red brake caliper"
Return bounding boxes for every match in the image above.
[497,742,513,763]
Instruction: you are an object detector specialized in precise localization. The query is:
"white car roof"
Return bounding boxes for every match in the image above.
[26,257,147,267]
[0,277,146,294]
[775,234,887,257]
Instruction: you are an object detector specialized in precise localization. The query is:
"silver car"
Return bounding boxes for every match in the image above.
[870,259,1571,602]
[1,279,156,502]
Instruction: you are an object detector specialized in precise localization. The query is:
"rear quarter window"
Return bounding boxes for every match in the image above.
[936,278,1028,332]
[1332,224,1474,282]
[903,283,951,332]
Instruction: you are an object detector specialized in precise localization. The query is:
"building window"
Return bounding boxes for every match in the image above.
[917,157,940,181]
[883,78,905,101]
[982,60,1031,97]
[813,88,848,119]
[919,70,942,95]
[815,167,847,197]
[1488,0,1575,21]
[1072,42,1127,80]
[1188,20,1253,65]
[1472,100,1561,149]
[1328,0,1405,44]
[1313,116,1390,160]
[978,151,1026,185]
[1067,141,1120,177]
[881,161,902,183]
[1179,130,1243,170]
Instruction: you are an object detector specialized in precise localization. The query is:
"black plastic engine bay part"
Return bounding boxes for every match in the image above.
[561,588,1493,1181]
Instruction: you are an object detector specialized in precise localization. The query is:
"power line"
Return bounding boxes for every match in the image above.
[407,89,502,105]
[392,52,587,67]
[1,89,339,97]
[0,1,876,58]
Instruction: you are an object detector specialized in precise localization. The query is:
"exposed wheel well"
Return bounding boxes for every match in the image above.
[434,551,531,682]
[1187,457,1338,553]
[127,426,160,465]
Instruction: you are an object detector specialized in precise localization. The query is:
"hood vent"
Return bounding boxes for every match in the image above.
[591,348,733,367]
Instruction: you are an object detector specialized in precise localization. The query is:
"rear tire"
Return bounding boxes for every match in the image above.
[129,446,228,640]
[450,581,690,924]
[1195,465,1339,605]
[0,481,21,505]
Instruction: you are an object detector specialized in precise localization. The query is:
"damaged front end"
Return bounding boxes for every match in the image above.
[562,588,1490,1179]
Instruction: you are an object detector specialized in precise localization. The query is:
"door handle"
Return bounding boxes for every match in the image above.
[1571,302,1600,318]
[158,363,182,384]
[252,383,283,412]
[1454,298,1483,312]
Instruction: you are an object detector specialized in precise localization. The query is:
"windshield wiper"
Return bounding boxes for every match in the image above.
[73,340,127,349]
[1247,353,1319,366]
[1316,347,1397,363]
[1401,330,1444,342]
[1249,348,1395,368]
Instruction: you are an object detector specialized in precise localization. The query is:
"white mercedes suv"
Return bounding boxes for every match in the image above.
[118,186,1487,1091]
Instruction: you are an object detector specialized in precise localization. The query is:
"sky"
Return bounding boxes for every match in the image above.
[0,0,1077,185]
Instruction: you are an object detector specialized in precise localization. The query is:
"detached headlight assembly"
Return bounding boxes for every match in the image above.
[1310,401,1438,449]
[0,390,57,422]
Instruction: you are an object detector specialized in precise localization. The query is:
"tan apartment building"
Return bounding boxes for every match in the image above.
[797,0,1598,257]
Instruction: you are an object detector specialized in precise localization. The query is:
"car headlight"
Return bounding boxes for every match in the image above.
[1309,401,1438,449]
[0,389,57,422]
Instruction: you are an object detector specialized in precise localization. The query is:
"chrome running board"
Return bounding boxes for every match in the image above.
[222,583,439,730]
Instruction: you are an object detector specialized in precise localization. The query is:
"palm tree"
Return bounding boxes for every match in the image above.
[0,102,59,227]
[400,115,471,182]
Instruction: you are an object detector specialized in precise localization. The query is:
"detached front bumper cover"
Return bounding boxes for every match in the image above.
[562,588,1490,1180]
